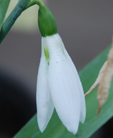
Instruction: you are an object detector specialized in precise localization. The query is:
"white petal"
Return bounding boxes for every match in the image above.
[42,34,81,134]
[64,48,86,123]
[77,82,86,123]
[48,56,81,134]
[36,43,54,132]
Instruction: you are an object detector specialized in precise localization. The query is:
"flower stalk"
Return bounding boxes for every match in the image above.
[0,0,10,31]
[0,0,31,44]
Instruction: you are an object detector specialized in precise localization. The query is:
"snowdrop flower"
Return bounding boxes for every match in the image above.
[34,0,86,134]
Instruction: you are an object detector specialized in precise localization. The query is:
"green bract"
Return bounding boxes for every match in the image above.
[25,0,57,37]
[38,2,57,37]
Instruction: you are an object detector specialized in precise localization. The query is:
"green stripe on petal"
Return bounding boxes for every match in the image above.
[44,48,49,65]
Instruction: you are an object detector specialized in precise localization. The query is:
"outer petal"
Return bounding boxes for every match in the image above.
[43,34,82,134]
[36,42,54,132]
[51,33,86,123]
[49,56,81,134]
[64,47,86,123]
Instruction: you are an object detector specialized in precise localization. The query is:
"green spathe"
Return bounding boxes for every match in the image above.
[25,0,57,37]
[38,2,57,37]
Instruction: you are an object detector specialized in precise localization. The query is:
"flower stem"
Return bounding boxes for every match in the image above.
[0,0,31,44]
[0,0,10,31]
[25,0,44,10]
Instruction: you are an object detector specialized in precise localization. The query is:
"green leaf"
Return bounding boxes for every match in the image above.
[0,0,10,31]
[14,46,113,138]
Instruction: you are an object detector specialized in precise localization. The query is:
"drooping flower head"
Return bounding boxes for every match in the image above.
[34,0,86,134]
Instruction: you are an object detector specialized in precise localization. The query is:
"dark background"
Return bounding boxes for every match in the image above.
[0,0,113,137]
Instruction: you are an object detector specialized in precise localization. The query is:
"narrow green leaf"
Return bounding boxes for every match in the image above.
[14,46,113,138]
[0,0,10,31]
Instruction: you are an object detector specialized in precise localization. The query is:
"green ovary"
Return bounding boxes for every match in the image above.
[44,48,49,65]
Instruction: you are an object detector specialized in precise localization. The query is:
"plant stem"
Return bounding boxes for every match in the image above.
[0,0,10,31]
[0,0,31,44]
[25,0,44,9]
